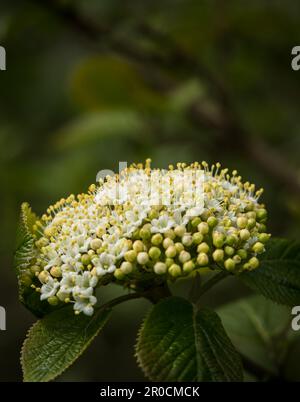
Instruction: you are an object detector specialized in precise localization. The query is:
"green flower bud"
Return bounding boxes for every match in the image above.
[183,260,195,273]
[151,233,163,246]
[207,216,218,228]
[182,234,193,247]
[164,229,176,240]
[192,232,203,245]
[137,252,149,265]
[239,229,250,241]
[165,257,174,268]
[165,246,177,258]
[256,208,267,221]
[247,218,256,229]
[197,242,210,254]
[81,254,91,265]
[213,232,225,248]
[212,249,224,262]
[233,255,242,264]
[258,223,267,232]
[237,249,247,260]
[191,217,201,227]
[148,209,159,220]
[90,238,102,250]
[258,233,270,243]
[252,242,265,254]
[120,261,133,274]
[197,252,209,266]
[48,296,59,306]
[140,226,151,240]
[175,242,184,253]
[226,234,238,246]
[225,246,235,256]
[237,217,248,229]
[248,256,259,270]
[246,211,256,219]
[133,240,145,253]
[149,246,161,260]
[168,264,182,277]
[197,222,209,235]
[38,271,49,284]
[50,266,62,278]
[179,250,191,263]
[224,258,236,271]
[114,268,126,280]
[163,238,174,249]
[124,250,137,263]
[30,265,41,275]
[154,262,167,275]
[174,225,186,237]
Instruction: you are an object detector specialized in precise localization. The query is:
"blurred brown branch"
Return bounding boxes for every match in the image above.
[35,0,300,196]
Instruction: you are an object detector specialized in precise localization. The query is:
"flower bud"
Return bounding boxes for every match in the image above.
[90,238,102,250]
[124,250,137,262]
[48,296,59,306]
[151,233,163,246]
[192,232,203,245]
[81,254,91,265]
[163,238,174,249]
[183,261,195,273]
[248,256,259,270]
[207,216,218,228]
[120,261,133,274]
[256,208,267,221]
[164,229,175,240]
[38,271,49,284]
[174,242,184,253]
[252,242,264,254]
[179,251,191,263]
[174,225,186,237]
[224,258,236,271]
[197,242,210,254]
[133,240,145,253]
[165,246,177,258]
[197,253,209,266]
[114,268,125,280]
[237,217,248,229]
[191,217,201,227]
[154,262,167,275]
[239,229,250,241]
[213,232,225,248]
[50,266,62,278]
[212,249,224,262]
[224,246,235,256]
[237,249,247,260]
[137,252,149,265]
[258,233,270,243]
[182,234,193,247]
[149,247,161,260]
[197,222,209,235]
[168,264,182,277]
[165,257,174,268]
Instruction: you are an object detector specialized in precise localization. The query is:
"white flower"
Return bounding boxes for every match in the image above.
[40,277,59,300]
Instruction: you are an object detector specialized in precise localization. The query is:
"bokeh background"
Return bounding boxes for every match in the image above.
[1,0,300,381]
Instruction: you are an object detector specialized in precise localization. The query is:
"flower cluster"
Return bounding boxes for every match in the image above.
[27,161,270,316]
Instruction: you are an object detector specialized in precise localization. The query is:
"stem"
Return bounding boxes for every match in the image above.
[197,270,228,299]
[98,292,143,312]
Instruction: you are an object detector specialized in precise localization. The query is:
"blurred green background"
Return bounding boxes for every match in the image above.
[1,0,300,381]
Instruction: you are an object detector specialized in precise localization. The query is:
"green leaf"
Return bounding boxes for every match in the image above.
[14,203,56,317]
[21,306,112,382]
[240,238,300,306]
[136,296,243,381]
[55,110,145,150]
[218,295,294,377]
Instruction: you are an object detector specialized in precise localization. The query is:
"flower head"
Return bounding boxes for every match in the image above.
[27,160,270,315]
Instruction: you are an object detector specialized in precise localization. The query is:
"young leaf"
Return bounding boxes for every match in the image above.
[136,296,243,381]
[218,295,294,377]
[240,238,300,306]
[14,203,56,317]
[21,306,112,382]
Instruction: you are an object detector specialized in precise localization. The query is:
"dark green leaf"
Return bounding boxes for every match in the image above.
[136,296,243,381]
[240,238,300,306]
[218,295,294,377]
[21,306,112,382]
